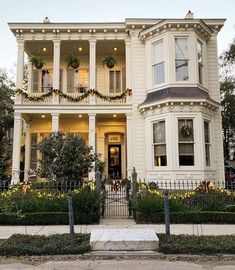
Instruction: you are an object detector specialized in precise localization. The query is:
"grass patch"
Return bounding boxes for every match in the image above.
[159,234,235,254]
[0,234,91,256]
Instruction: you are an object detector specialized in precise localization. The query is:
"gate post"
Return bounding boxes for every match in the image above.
[68,191,75,235]
[95,168,101,193]
[164,190,170,235]
[131,167,137,218]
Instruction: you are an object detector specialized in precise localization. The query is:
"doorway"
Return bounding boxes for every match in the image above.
[108,145,122,179]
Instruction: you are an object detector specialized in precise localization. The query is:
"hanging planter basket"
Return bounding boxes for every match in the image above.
[65,52,80,69]
[102,56,117,69]
[30,56,44,70]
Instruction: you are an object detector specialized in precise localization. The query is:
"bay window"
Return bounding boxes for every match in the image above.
[204,121,211,166]
[197,39,203,84]
[153,120,167,166]
[178,119,194,166]
[152,39,165,85]
[175,37,189,81]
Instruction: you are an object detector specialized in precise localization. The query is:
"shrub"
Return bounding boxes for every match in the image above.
[0,234,90,256]
[159,234,235,254]
[135,211,235,224]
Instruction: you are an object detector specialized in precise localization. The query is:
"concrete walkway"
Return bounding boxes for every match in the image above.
[0,259,235,270]
[0,219,235,239]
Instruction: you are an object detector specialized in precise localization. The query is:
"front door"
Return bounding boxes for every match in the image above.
[108,145,121,179]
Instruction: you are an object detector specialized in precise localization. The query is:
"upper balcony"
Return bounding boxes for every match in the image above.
[14,39,132,107]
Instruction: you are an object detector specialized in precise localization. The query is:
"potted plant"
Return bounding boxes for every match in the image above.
[65,52,80,69]
[102,56,117,69]
[30,55,44,69]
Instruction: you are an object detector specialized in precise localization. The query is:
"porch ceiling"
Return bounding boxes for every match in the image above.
[25,40,125,57]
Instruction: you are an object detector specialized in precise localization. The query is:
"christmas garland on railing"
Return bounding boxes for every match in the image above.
[16,88,132,103]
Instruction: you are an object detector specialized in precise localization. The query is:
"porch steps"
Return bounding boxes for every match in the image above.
[90,229,159,251]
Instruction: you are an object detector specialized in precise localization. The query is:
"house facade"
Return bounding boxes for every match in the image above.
[9,12,225,184]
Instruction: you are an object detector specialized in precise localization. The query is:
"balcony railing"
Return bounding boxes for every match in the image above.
[16,88,132,106]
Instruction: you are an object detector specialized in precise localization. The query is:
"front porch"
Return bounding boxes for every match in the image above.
[12,112,133,184]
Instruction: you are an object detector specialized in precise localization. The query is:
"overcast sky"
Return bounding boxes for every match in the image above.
[0,0,234,76]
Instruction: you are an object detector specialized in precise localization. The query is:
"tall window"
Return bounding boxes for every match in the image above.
[204,121,211,166]
[152,39,165,85]
[109,70,121,93]
[197,39,203,84]
[175,37,189,81]
[153,121,167,166]
[178,119,194,166]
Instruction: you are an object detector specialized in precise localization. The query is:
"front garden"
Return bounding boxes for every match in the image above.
[0,182,104,225]
[133,181,235,224]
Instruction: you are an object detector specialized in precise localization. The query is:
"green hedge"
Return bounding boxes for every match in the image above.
[0,211,99,225]
[136,211,235,224]
[0,234,90,256]
[158,234,235,254]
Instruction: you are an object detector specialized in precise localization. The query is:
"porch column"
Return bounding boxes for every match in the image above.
[125,38,132,90]
[11,113,22,185]
[89,113,96,179]
[89,39,96,104]
[126,113,133,177]
[51,113,60,132]
[16,40,25,90]
[52,40,61,104]
[24,121,31,181]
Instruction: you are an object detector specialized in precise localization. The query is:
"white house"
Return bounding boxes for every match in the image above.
[9,12,225,184]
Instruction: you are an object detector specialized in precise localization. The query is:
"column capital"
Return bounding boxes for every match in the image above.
[88,113,96,117]
[126,113,133,119]
[14,112,22,120]
[53,39,61,44]
[89,39,97,45]
[125,38,131,45]
[51,112,60,117]
[16,39,25,46]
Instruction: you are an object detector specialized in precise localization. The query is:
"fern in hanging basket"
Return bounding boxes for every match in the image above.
[30,55,44,69]
[102,56,117,69]
[181,124,192,137]
[65,52,80,69]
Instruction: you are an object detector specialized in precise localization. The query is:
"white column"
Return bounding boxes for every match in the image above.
[24,121,31,181]
[89,113,96,179]
[89,39,96,104]
[27,62,33,93]
[125,38,132,90]
[126,113,133,177]
[51,113,60,132]
[11,113,22,185]
[53,40,61,90]
[16,40,25,90]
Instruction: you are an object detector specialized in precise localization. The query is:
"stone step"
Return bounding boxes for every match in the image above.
[90,229,159,251]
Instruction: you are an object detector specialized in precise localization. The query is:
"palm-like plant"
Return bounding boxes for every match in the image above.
[30,56,44,69]
[65,52,80,69]
[102,56,117,69]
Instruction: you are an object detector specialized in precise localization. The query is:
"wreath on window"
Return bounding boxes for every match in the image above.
[181,122,192,137]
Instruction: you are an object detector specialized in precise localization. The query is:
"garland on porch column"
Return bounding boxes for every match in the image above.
[15,88,132,102]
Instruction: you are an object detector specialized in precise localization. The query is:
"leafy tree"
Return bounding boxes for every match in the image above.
[0,70,15,181]
[37,132,97,182]
[219,39,235,159]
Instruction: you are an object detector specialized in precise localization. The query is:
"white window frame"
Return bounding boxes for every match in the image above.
[204,120,211,167]
[152,39,165,86]
[197,38,204,85]
[152,119,167,168]
[109,69,122,93]
[174,36,189,82]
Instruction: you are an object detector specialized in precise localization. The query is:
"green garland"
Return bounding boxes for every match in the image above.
[16,88,132,103]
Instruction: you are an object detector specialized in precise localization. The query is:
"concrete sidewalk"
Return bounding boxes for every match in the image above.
[0,219,234,239]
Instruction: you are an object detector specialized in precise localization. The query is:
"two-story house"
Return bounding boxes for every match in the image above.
[9,12,225,184]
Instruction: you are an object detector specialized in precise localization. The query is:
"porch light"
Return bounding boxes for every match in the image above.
[41,115,45,118]
[113,47,117,51]
[42,47,47,52]
[113,114,117,118]
[78,47,83,52]
[78,114,83,118]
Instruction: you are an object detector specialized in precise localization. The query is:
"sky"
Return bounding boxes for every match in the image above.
[0,0,234,77]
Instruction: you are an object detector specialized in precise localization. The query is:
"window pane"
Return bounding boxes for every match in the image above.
[154,144,166,156]
[204,121,210,143]
[115,71,121,93]
[205,144,210,166]
[179,144,194,155]
[153,121,165,143]
[197,40,203,64]
[178,119,194,142]
[175,60,188,81]
[154,62,165,84]
[42,69,53,93]
[78,69,88,87]
[67,69,75,93]
[153,39,164,64]
[179,155,194,166]
[109,71,114,93]
[175,38,188,59]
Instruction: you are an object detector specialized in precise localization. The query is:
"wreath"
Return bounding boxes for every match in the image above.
[181,123,192,137]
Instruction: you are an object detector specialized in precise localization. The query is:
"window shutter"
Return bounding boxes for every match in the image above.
[32,69,39,93]
[67,68,74,93]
